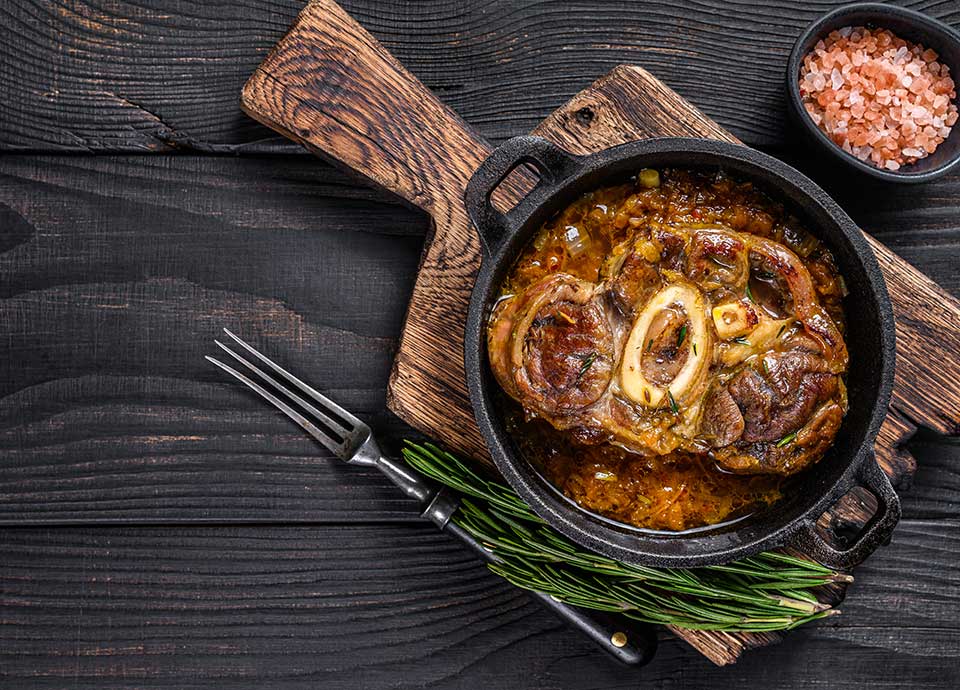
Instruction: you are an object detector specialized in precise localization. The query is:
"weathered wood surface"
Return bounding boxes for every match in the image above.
[3,0,959,153]
[1,518,957,688]
[0,154,426,524]
[0,0,959,685]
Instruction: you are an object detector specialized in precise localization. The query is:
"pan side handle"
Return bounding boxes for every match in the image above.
[790,453,901,570]
[464,136,583,255]
[241,0,492,220]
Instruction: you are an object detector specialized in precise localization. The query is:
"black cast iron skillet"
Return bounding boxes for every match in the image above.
[464,136,900,569]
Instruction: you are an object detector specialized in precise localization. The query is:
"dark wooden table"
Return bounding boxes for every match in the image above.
[1,1,958,687]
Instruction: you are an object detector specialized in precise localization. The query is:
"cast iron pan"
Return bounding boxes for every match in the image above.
[464,136,900,569]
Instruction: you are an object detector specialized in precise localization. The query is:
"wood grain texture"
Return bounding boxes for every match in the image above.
[3,1,959,153]
[242,0,498,452]
[1,520,957,688]
[0,154,431,524]
[239,4,960,664]
[1,0,958,682]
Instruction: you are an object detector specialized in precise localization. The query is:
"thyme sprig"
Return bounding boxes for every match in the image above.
[402,441,848,632]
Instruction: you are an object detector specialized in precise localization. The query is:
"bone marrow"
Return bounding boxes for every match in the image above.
[620,283,711,410]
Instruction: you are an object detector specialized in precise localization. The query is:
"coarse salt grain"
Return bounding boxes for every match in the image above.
[799,27,958,169]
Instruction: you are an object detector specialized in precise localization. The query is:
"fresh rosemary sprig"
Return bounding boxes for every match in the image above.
[403,441,849,632]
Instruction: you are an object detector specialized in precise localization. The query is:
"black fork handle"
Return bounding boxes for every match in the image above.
[443,517,658,665]
[376,456,658,666]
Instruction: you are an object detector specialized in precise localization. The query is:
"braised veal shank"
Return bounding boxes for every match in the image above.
[489,170,849,530]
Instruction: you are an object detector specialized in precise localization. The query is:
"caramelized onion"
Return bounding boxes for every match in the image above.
[563,225,590,258]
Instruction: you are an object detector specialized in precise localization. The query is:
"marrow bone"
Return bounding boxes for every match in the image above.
[621,283,712,409]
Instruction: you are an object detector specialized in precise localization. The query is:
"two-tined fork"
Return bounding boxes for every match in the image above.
[207,328,656,665]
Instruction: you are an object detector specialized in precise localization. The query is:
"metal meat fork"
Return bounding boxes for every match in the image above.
[207,328,656,666]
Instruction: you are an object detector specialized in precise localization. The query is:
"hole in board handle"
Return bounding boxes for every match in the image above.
[814,484,881,550]
[490,163,541,214]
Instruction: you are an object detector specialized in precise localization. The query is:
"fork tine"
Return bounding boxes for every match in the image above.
[205,355,347,457]
[221,327,364,429]
[213,339,353,440]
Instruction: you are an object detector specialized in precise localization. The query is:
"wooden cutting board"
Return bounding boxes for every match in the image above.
[241,0,960,665]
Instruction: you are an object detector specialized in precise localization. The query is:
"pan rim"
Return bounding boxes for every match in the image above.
[464,136,896,567]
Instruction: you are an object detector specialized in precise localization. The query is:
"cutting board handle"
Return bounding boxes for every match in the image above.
[241,0,491,219]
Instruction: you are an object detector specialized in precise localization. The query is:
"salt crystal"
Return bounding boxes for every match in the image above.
[798,26,957,170]
[831,68,844,90]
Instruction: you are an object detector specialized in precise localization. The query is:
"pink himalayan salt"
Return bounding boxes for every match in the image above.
[799,27,958,169]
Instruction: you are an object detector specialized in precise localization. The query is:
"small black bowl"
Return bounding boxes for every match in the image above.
[787,2,960,183]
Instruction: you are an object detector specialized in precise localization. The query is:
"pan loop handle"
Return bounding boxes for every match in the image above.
[790,453,901,571]
[464,136,581,256]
